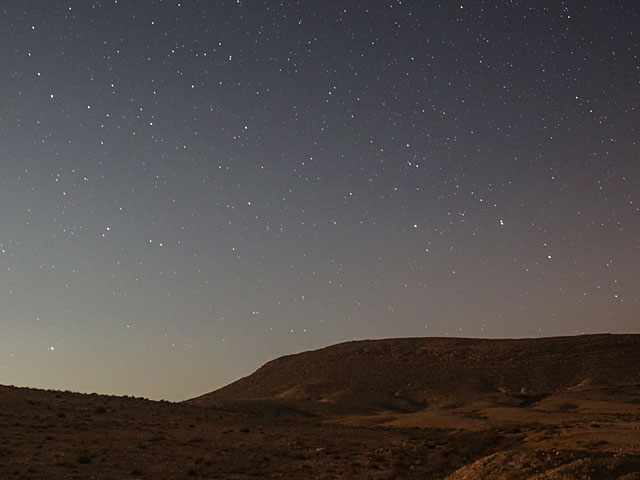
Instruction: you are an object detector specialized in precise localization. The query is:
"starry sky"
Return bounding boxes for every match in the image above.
[1,1,639,401]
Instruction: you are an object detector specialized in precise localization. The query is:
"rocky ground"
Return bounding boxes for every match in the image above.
[2,335,639,479]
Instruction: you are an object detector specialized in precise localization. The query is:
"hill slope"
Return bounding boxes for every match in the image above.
[189,334,640,414]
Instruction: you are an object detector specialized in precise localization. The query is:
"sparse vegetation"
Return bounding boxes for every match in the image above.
[0,335,639,479]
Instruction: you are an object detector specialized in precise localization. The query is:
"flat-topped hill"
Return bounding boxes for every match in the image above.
[3,334,640,479]
[188,334,640,414]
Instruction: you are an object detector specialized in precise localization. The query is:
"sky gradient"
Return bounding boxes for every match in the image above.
[1,0,639,401]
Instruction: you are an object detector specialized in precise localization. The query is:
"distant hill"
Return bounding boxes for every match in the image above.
[188,334,640,414]
[3,334,640,479]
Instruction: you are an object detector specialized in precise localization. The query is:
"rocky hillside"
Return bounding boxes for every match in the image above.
[188,334,640,414]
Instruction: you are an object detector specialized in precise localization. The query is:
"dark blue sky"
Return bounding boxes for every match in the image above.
[1,0,638,400]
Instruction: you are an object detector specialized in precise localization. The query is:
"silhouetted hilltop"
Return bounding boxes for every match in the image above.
[2,334,640,479]
[189,334,640,414]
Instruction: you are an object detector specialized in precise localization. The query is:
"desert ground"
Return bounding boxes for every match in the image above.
[2,334,639,479]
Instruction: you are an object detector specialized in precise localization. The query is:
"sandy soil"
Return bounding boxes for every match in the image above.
[2,384,639,479]
[2,335,639,478]
[0,385,524,479]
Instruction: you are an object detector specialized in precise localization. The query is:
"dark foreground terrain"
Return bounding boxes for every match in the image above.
[2,334,640,479]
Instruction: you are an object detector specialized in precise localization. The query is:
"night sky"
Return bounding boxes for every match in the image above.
[1,1,639,401]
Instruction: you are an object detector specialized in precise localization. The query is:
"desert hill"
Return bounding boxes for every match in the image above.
[188,334,640,414]
[2,334,640,479]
